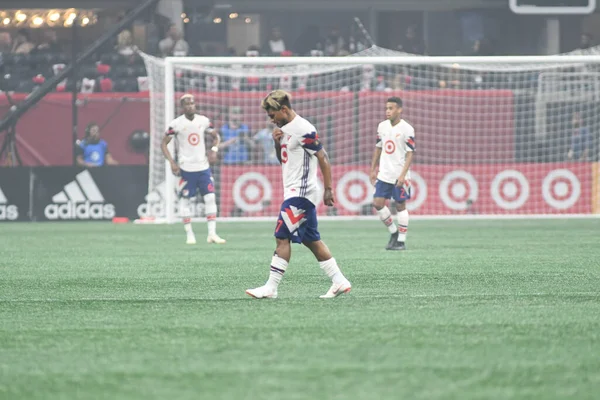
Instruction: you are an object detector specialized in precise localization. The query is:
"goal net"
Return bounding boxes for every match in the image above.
[139,48,600,222]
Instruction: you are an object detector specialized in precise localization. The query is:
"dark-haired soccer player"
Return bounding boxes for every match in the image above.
[161,94,226,245]
[370,97,415,251]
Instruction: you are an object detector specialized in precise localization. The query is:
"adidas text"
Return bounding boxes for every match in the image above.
[137,202,204,218]
[0,204,18,220]
[44,202,116,220]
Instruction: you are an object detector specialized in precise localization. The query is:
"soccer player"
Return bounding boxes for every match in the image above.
[369,97,415,251]
[161,94,226,245]
[246,90,351,299]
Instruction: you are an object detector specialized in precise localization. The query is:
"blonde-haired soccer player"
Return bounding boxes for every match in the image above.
[370,97,415,250]
[161,94,226,245]
[246,90,351,299]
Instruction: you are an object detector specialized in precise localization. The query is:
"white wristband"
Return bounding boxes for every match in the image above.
[211,146,219,153]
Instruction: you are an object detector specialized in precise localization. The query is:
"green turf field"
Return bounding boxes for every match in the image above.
[1,219,599,400]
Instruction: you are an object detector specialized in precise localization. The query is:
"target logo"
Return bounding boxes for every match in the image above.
[406,172,427,211]
[281,144,288,164]
[384,140,396,154]
[542,169,581,210]
[232,172,273,212]
[491,170,530,210]
[336,171,372,212]
[188,133,200,146]
[439,170,479,211]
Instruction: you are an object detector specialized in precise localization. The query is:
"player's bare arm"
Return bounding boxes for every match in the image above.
[105,153,119,166]
[370,147,382,185]
[272,128,283,163]
[396,151,414,188]
[316,149,335,206]
[161,135,180,176]
[206,127,221,149]
[76,155,95,168]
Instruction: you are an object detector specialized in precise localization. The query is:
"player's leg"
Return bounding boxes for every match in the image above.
[178,170,197,244]
[246,238,291,298]
[388,185,411,251]
[199,169,225,244]
[303,240,351,299]
[246,201,296,299]
[373,180,398,248]
[299,204,351,298]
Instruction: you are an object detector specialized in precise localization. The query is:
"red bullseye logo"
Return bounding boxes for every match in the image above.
[281,145,288,163]
[491,170,530,210]
[439,170,479,211]
[542,169,581,210]
[384,140,396,154]
[336,171,372,212]
[188,133,200,146]
[233,172,273,212]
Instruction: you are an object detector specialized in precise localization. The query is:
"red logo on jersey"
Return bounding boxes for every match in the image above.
[384,140,396,154]
[188,133,200,146]
[281,144,288,163]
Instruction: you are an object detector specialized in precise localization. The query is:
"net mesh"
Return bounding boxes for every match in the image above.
[140,48,600,220]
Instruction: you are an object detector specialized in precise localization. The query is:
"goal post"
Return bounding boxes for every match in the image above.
[140,50,600,223]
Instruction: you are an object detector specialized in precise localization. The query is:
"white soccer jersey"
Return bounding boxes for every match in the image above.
[166,114,212,172]
[376,119,415,184]
[280,115,323,206]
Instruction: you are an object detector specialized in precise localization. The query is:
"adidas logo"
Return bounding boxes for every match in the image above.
[137,181,166,217]
[0,186,18,221]
[137,181,204,218]
[44,170,115,220]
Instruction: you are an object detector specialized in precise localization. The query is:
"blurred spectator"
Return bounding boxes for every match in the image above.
[253,118,280,165]
[76,123,119,167]
[567,112,591,161]
[326,26,345,56]
[439,63,462,89]
[398,26,424,55]
[115,30,138,56]
[375,75,388,91]
[219,106,253,164]
[159,24,189,57]
[579,33,594,50]
[35,30,60,53]
[11,29,35,54]
[0,32,11,53]
[246,45,260,57]
[471,38,494,56]
[265,27,286,55]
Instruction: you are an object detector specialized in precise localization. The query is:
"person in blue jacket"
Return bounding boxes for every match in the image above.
[76,123,119,167]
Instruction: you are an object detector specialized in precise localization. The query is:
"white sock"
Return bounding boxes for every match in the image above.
[266,254,288,289]
[377,206,396,234]
[397,210,409,242]
[207,217,216,236]
[181,198,194,235]
[319,258,345,285]
[204,193,217,236]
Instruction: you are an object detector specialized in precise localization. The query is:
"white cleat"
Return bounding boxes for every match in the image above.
[245,285,278,299]
[186,234,197,245]
[207,234,226,244]
[319,279,352,299]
